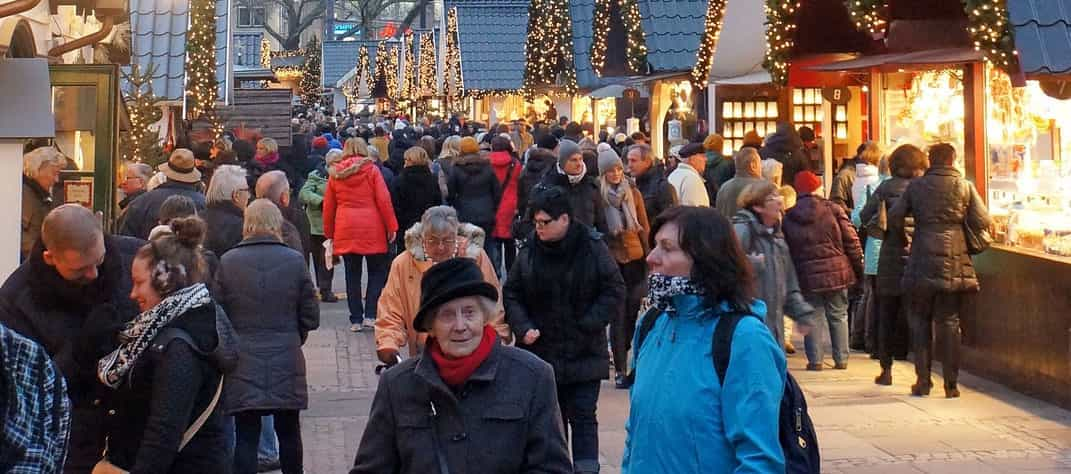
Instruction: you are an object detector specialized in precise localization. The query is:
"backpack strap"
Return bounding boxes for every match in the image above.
[151,327,225,452]
[624,305,664,385]
[711,311,759,383]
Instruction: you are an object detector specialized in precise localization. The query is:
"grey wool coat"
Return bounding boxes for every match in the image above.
[733,209,815,344]
[216,236,320,414]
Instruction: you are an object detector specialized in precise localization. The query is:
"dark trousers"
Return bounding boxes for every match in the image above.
[556,381,601,472]
[310,234,334,294]
[342,253,391,324]
[876,294,911,369]
[909,291,964,388]
[488,237,517,278]
[234,409,302,474]
[611,259,647,373]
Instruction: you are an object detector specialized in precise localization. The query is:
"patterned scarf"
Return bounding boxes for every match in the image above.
[644,273,707,314]
[98,283,212,388]
[557,162,587,185]
[603,180,641,236]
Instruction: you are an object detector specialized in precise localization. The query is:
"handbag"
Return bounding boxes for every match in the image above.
[92,377,224,474]
[866,198,887,240]
[961,180,992,255]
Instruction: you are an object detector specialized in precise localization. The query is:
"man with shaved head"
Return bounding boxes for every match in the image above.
[256,170,310,258]
[0,204,144,473]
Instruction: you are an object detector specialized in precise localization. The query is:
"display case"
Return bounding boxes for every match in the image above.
[720,97,778,154]
[985,66,1071,260]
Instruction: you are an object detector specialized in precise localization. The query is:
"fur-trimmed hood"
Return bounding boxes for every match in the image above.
[329,156,374,180]
[403,221,486,261]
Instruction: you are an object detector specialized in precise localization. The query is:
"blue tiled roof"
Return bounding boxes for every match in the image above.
[448,0,529,91]
[323,40,366,88]
[637,0,706,73]
[570,0,625,89]
[1009,0,1071,75]
[127,0,230,102]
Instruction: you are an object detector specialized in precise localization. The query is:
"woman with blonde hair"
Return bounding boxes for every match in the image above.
[326,137,400,332]
[247,137,296,190]
[433,135,463,200]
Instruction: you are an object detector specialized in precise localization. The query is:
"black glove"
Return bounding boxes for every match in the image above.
[76,303,125,360]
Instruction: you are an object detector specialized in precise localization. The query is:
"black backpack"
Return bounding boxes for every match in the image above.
[630,307,821,473]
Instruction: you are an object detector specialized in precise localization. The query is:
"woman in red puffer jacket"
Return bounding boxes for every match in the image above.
[488,135,521,277]
[324,137,399,332]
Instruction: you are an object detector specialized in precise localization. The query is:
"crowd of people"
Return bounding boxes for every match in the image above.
[2,110,992,474]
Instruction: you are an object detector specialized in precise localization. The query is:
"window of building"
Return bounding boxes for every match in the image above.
[237,6,266,27]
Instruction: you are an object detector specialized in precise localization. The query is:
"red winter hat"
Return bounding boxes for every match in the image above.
[793,171,823,195]
[312,136,329,149]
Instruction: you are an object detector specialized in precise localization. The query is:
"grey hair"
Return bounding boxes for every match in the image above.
[440,135,462,159]
[628,143,654,163]
[420,205,460,236]
[206,165,248,205]
[734,148,762,176]
[124,162,153,181]
[23,147,65,178]
[243,199,283,239]
[325,148,344,165]
[255,170,290,204]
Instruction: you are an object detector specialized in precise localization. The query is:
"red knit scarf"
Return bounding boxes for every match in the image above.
[429,325,497,387]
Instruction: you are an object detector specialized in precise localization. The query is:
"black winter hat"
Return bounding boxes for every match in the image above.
[414,258,499,331]
[537,134,559,150]
[678,142,706,159]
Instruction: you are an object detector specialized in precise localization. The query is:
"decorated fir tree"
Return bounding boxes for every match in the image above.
[185,0,218,119]
[120,63,164,166]
[300,37,323,108]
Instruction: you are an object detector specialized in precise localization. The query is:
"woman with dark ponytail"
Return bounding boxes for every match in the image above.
[93,216,238,473]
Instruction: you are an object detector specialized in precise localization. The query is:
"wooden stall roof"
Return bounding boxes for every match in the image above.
[218,89,293,147]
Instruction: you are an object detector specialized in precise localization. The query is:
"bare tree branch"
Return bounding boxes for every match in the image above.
[392,0,431,38]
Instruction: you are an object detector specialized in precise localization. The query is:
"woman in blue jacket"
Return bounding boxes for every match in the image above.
[622,206,787,473]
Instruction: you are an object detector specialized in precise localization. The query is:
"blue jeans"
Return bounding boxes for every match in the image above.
[803,289,850,366]
[258,415,278,461]
[342,253,391,324]
[557,381,601,472]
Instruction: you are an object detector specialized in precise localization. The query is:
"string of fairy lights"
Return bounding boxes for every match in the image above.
[184,0,218,121]
[445,8,464,108]
[844,0,888,35]
[299,37,322,107]
[965,0,1019,76]
[400,32,416,101]
[419,32,438,97]
[522,0,578,95]
[689,0,728,89]
[590,0,648,76]
[763,0,799,87]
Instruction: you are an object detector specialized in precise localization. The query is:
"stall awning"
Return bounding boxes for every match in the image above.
[805,47,983,72]
[234,68,277,82]
[1008,0,1071,77]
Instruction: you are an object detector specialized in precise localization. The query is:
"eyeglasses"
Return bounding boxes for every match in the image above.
[533,217,556,228]
[424,237,457,248]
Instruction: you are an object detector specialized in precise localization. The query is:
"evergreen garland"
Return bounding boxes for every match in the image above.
[121,63,164,165]
[689,0,729,88]
[299,37,322,108]
[965,0,1018,75]
[590,0,648,76]
[419,32,437,97]
[184,0,218,119]
[522,0,578,95]
[763,0,800,87]
[844,0,888,35]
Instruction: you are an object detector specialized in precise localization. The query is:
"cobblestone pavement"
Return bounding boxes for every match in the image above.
[292,295,1071,473]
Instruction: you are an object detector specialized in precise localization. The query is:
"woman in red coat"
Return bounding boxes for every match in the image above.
[324,138,400,332]
[488,135,521,277]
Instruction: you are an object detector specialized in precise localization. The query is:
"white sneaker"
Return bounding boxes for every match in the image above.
[350,323,362,332]
[363,319,376,329]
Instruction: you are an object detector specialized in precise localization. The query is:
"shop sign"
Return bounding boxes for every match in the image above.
[623,88,640,100]
[822,87,852,105]
[667,119,683,142]
[64,180,93,208]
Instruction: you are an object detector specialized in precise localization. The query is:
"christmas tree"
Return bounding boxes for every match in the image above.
[300,36,322,108]
[120,63,164,166]
[185,0,218,119]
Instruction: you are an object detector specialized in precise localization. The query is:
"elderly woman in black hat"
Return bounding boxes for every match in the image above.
[350,258,571,474]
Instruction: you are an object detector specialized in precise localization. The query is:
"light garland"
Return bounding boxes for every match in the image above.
[445,8,464,110]
[299,36,322,107]
[965,0,1018,75]
[763,0,800,87]
[400,31,416,101]
[386,44,400,101]
[590,0,648,76]
[522,0,578,95]
[260,36,271,68]
[120,63,164,165]
[418,32,437,97]
[184,0,218,120]
[356,45,371,98]
[689,0,728,89]
[844,0,887,35]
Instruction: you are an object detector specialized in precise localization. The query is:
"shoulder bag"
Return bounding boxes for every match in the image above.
[961,180,992,255]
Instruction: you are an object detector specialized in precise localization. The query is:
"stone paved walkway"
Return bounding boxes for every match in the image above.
[291,297,1071,473]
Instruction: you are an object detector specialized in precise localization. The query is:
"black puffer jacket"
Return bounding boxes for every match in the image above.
[392,165,443,233]
[889,166,992,293]
[782,194,864,293]
[118,182,207,240]
[0,234,143,472]
[448,153,501,230]
[860,176,916,295]
[103,302,239,474]
[217,237,320,414]
[536,168,608,234]
[516,148,557,218]
[503,223,625,384]
[634,164,678,223]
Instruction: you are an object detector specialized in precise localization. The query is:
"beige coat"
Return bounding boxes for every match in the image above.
[374,223,511,356]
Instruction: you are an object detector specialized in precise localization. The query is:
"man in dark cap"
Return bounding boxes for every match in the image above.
[667,142,710,207]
